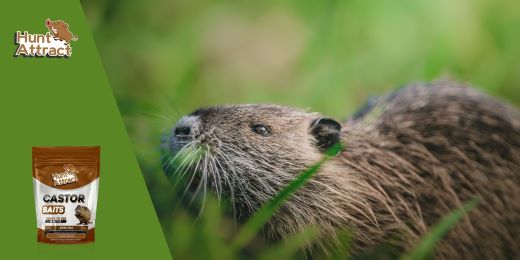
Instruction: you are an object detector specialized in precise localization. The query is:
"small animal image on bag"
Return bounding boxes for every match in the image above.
[75,205,91,225]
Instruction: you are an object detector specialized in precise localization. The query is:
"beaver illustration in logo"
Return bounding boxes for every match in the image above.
[45,18,78,43]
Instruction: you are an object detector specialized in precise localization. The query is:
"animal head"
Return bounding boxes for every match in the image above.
[162,104,341,214]
[45,18,76,42]
[75,205,82,213]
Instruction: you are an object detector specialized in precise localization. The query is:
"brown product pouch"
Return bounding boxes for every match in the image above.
[32,146,100,243]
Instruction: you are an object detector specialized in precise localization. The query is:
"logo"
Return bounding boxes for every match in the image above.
[14,18,78,57]
[51,164,79,186]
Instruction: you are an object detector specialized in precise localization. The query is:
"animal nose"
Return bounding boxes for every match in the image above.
[174,125,193,143]
[175,125,191,136]
[171,116,199,148]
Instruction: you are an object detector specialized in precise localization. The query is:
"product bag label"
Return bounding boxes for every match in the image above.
[32,146,100,243]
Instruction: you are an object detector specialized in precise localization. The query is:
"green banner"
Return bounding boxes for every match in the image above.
[0,0,170,258]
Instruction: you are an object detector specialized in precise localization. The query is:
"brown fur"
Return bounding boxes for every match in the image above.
[75,205,91,225]
[164,81,520,258]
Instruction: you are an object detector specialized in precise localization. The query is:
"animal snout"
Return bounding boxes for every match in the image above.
[174,125,192,139]
[170,127,191,155]
[170,116,200,154]
[173,125,193,148]
[173,115,199,139]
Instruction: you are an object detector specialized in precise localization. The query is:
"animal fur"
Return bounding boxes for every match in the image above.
[75,205,91,225]
[163,81,520,259]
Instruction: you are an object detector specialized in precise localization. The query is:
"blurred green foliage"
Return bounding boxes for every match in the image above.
[82,0,519,258]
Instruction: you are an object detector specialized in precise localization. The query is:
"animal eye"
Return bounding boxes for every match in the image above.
[252,124,271,136]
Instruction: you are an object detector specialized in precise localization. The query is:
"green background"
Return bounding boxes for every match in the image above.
[0,0,170,259]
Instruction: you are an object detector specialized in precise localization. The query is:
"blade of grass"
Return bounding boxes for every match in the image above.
[401,199,479,260]
[329,230,352,260]
[231,142,342,251]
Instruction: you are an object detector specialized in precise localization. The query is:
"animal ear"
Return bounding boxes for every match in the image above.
[310,117,341,151]
[46,18,52,27]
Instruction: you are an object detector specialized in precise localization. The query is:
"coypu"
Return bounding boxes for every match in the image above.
[75,205,91,225]
[161,81,520,258]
